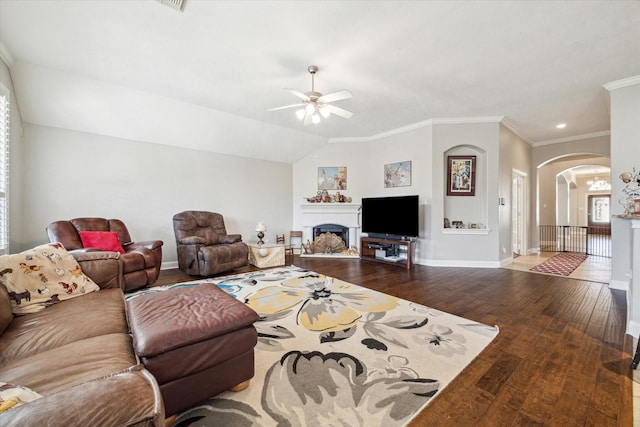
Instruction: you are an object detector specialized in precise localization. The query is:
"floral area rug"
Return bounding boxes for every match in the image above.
[529,253,588,276]
[126,266,498,427]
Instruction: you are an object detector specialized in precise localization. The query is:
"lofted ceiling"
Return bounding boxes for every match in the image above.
[1,0,639,164]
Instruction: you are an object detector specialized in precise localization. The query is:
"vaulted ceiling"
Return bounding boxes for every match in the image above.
[1,1,639,163]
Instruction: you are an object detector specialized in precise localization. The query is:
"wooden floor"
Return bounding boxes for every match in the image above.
[155,256,633,426]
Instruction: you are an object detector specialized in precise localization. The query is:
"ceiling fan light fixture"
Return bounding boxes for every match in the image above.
[305,103,316,114]
[268,65,353,126]
[319,106,330,118]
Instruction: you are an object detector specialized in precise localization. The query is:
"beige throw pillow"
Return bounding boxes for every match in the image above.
[0,243,100,315]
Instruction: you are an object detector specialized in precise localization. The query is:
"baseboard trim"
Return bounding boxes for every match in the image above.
[500,257,514,267]
[161,261,179,270]
[609,279,629,291]
[628,320,640,339]
[416,258,501,268]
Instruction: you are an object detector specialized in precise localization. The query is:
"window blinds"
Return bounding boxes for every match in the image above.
[0,85,9,255]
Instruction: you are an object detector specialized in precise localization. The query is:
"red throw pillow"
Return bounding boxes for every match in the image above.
[79,231,126,254]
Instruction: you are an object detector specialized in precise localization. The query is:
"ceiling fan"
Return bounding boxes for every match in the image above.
[268,65,353,125]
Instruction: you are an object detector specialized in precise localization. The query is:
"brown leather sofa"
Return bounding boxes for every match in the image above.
[0,272,165,426]
[173,211,249,276]
[46,218,163,292]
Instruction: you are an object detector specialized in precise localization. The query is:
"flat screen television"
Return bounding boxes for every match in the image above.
[361,195,419,239]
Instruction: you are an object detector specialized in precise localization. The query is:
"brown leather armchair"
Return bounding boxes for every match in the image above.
[46,218,163,292]
[173,211,248,276]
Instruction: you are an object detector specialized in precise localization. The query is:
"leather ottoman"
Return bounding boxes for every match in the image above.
[126,284,259,416]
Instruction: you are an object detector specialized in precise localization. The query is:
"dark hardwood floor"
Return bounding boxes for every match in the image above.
[155,256,633,426]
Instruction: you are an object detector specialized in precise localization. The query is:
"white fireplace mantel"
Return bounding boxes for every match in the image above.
[300,204,361,249]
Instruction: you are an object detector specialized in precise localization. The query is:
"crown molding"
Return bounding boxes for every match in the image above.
[431,116,504,125]
[498,117,532,146]
[0,43,14,67]
[328,119,434,143]
[532,130,610,147]
[603,75,640,91]
[328,116,507,144]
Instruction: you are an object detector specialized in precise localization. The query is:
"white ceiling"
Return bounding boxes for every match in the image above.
[1,0,639,164]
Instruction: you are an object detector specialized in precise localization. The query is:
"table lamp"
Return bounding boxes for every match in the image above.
[255,222,267,245]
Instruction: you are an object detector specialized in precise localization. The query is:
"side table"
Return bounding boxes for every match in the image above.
[248,244,285,268]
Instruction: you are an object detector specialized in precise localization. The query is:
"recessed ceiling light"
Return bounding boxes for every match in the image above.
[556,123,567,129]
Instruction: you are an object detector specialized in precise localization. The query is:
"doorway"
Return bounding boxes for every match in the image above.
[512,170,526,256]
[587,194,611,233]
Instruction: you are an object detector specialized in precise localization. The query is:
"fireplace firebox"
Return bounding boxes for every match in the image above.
[313,224,349,247]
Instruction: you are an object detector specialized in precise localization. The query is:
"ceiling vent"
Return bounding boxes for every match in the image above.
[155,0,184,11]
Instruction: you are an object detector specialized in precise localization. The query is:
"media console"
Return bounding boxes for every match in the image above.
[360,236,413,269]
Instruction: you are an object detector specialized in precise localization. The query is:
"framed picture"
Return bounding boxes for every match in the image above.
[384,161,412,188]
[447,155,476,196]
[318,167,347,190]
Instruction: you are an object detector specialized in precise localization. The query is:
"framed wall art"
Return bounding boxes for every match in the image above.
[447,155,476,196]
[384,161,412,188]
[318,166,347,190]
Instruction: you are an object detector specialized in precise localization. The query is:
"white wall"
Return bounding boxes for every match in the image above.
[293,119,535,267]
[607,78,640,335]
[19,124,293,267]
[431,122,499,265]
[500,125,532,260]
[292,125,433,259]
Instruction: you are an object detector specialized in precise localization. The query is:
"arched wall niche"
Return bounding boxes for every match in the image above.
[443,144,488,228]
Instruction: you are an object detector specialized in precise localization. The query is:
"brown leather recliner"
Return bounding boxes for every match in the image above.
[46,218,163,292]
[173,211,248,276]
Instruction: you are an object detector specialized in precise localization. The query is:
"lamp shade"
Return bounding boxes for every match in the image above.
[255,222,267,232]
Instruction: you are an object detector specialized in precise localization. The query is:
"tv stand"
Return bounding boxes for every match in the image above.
[360,237,412,269]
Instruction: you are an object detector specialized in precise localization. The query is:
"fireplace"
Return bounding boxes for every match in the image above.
[313,224,349,247]
[300,204,362,253]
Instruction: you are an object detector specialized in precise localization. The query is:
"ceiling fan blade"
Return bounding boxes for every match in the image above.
[323,104,354,119]
[285,89,310,102]
[318,89,352,103]
[267,103,305,112]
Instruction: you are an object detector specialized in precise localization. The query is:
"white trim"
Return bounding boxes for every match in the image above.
[628,320,640,339]
[431,116,505,125]
[328,119,435,143]
[603,75,640,91]
[416,258,501,268]
[500,118,532,145]
[609,279,629,291]
[442,228,491,235]
[328,116,505,144]
[161,261,179,270]
[500,256,514,267]
[532,130,611,147]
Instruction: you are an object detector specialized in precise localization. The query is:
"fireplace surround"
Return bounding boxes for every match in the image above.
[300,204,361,252]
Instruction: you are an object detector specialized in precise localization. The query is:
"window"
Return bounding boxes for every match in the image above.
[0,84,9,255]
[587,179,611,192]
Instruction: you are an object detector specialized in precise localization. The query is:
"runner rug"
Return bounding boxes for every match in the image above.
[126,266,498,427]
[530,253,588,276]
